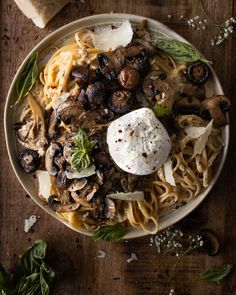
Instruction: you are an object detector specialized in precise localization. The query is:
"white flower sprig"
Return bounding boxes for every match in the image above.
[150,227,204,295]
[180,0,236,46]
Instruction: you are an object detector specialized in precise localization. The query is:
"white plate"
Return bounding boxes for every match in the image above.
[4,13,229,239]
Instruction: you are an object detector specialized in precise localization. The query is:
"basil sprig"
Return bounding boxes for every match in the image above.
[92,224,127,241]
[70,128,97,171]
[153,38,211,64]
[201,264,233,283]
[0,240,58,295]
[15,51,38,105]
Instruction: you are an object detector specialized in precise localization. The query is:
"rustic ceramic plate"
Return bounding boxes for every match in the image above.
[4,13,229,239]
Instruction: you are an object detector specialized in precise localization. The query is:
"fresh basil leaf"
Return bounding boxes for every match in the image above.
[201,264,233,283]
[18,240,47,274]
[17,273,41,295]
[70,128,96,171]
[92,224,126,241]
[153,104,169,118]
[15,51,38,105]
[153,38,211,64]
[40,262,58,295]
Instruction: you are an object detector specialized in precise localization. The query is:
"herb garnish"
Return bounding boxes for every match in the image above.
[0,240,58,295]
[153,38,211,64]
[70,128,97,171]
[201,264,233,283]
[153,104,169,118]
[15,52,38,105]
[92,224,127,241]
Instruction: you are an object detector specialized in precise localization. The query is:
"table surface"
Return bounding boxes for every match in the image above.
[1,1,236,294]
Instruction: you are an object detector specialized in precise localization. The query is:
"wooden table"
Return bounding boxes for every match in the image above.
[1,1,236,294]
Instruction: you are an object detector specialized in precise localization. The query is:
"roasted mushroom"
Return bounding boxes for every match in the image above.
[68,178,88,192]
[201,95,231,126]
[71,67,97,86]
[186,61,210,85]
[19,149,40,173]
[199,229,220,256]
[174,96,201,114]
[55,169,70,190]
[48,195,81,213]
[86,81,106,106]
[126,50,150,76]
[97,53,117,81]
[71,182,100,207]
[143,70,166,97]
[108,90,134,114]
[48,98,86,138]
[118,67,140,90]
[45,142,63,176]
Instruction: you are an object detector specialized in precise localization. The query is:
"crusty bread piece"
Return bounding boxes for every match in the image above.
[14,0,70,28]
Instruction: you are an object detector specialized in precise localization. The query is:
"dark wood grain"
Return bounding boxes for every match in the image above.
[1,1,236,294]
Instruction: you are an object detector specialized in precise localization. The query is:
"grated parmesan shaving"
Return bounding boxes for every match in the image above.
[163,158,176,186]
[24,215,40,233]
[36,170,51,200]
[185,120,213,156]
[97,250,106,259]
[127,253,138,263]
[92,20,133,51]
[107,191,144,201]
[66,164,96,179]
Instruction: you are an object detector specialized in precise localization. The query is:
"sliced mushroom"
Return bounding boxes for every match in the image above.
[82,212,99,226]
[68,178,88,192]
[105,198,116,219]
[45,142,63,176]
[48,195,81,213]
[174,96,201,115]
[143,70,167,97]
[200,95,231,126]
[19,149,40,173]
[48,98,86,138]
[186,61,210,85]
[71,182,100,206]
[55,169,70,190]
[180,80,206,100]
[118,67,140,90]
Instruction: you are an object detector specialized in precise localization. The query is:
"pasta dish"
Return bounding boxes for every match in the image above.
[15,20,230,236]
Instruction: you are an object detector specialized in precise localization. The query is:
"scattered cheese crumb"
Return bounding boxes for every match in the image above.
[127,253,138,263]
[97,250,106,259]
[24,215,40,233]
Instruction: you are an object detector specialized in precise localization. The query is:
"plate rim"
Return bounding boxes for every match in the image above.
[4,13,230,239]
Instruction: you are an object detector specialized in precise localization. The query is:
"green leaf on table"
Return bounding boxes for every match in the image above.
[201,264,233,283]
[18,239,47,274]
[92,224,127,241]
[17,273,41,295]
[153,104,169,118]
[15,51,39,105]
[152,38,211,64]
[70,128,97,171]
[0,264,15,294]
